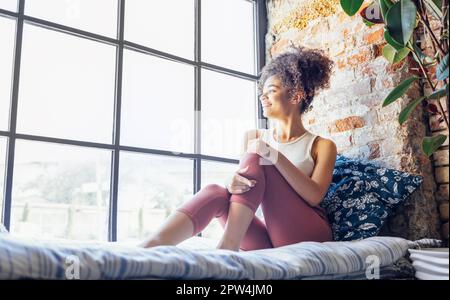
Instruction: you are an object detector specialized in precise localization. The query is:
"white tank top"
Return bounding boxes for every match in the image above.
[260,127,319,177]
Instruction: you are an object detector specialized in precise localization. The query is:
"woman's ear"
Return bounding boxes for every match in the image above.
[290,89,305,105]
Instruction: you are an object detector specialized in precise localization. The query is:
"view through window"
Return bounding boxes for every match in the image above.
[0,0,263,243]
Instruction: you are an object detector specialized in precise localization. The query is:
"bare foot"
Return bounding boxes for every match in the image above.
[139,236,163,248]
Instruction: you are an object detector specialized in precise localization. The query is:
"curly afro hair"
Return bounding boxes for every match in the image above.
[257,45,334,115]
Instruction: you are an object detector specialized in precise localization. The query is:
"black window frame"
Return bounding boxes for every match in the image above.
[0,0,268,241]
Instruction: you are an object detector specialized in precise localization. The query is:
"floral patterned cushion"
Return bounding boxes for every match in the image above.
[320,154,423,241]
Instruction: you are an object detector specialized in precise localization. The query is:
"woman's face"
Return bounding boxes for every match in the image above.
[259,75,302,119]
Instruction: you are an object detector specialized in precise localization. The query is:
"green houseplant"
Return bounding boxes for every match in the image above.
[340,0,448,156]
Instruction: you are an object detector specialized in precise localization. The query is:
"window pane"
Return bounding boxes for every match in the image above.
[0,0,17,12]
[0,17,15,131]
[117,152,193,243]
[200,160,237,240]
[125,0,194,60]
[11,140,111,241]
[25,0,118,37]
[17,25,116,143]
[121,49,194,153]
[201,69,256,159]
[202,0,255,74]
[0,137,6,222]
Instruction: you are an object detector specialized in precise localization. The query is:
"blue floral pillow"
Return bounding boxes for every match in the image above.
[320,154,423,241]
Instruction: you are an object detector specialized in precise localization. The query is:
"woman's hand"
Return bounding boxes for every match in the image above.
[246,138,279,164]
[225,166,257,194]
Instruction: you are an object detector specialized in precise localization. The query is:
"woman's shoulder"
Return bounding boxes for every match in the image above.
[311,135,337,162]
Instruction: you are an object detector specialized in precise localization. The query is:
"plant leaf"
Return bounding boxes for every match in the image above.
[340,0,365,16]
[436,53,449,81]
[423,0,443,19]
[362,18,376,27]
[382,44,411,64]
[422,134,447,157]
[433,0,443,8]
[386,0,417,46]
[427,85,448,99]
[382,76,418,107]
[399,96,426,125]
[384,29,405,50]
[379,0,394,20]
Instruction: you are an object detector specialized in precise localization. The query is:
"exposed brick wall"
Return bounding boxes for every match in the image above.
[265,0,444,240]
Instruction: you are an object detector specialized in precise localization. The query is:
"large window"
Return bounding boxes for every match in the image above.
[25,0,118,37]
[117,152,193,243]
[11,140,111,240]
[17,24,116,143]
[120,49,195,153]
[0,16,15,131]
[124,0,195,60]
[201,69,257,159]
[0,0,266,242]
[202,0,256,75]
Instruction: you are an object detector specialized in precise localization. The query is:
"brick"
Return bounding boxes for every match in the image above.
[362,109,378,127]
[363,27,385,44]
[331,131,352,149]
[329,40,345,56]
[377,102,401,123]
[310,18,329,35]
[386,60,407,73]
[270,38,290,58]
[435,167,449,183]
[337,10,349,23]
[352,125,389,147]
[440,202,449,222]
[346,47,374,67]
[436,183,449,202]
[330,116,365,133]
[350,78,372,96]
[358,94,382,109]
[336,58,347,69]
[433,149,449,166]
[329,69,355,88]
[381,138,404,156]
[342,144,371,160]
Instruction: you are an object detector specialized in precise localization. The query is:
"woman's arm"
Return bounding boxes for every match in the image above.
[273,138,337,207]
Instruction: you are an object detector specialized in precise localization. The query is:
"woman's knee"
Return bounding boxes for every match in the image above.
[202,183,230,200]
[239,152,262,165]
[238,153,266,180]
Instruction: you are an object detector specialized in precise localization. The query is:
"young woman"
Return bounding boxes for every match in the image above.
[140,46,337,252]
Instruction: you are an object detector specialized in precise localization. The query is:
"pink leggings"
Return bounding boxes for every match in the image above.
[176,152,333,251]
